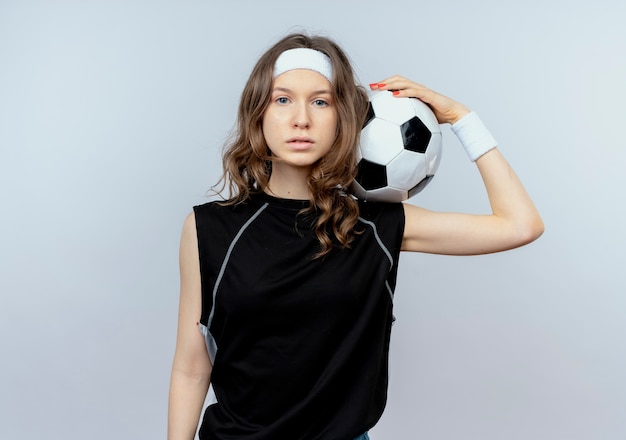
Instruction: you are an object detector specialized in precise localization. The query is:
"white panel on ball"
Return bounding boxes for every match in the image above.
[370,91,417,125]
[386,150,428,189]
[359,118,405,165]
[425,132,443,171]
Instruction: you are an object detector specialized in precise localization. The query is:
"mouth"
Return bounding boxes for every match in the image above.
[287,137,314,149]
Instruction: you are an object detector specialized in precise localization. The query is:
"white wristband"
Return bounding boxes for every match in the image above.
[450,112,497,161]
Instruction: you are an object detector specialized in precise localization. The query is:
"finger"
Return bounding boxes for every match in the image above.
[376,80,434,101]
[369,77,444,105]
[378,74,411,86]
[379,78,421,92]
[369,75,415,90]
[388,83,435,102]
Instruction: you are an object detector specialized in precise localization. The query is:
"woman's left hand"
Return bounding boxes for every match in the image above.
[370,76,470,125]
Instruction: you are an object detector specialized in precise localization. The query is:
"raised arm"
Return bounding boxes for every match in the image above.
[370,76,544,255]
[168,212,212,440]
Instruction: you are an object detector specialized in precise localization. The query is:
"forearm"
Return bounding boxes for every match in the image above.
[168,367,211,440]
[452,110,544,241]
[476,148,544,241]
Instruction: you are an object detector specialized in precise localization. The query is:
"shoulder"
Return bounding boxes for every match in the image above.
[193,199,229,215]
[182,209,197,233]
[179,211,199,262]
[193,197,269,237]
[193,197,262,216]
[357,200,405,225]
[192,199,241,224]
[356,200,406,250]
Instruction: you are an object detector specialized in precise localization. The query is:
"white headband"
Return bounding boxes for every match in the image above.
[273,48,333,83]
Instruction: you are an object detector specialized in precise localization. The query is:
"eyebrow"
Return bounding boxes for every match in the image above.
[272,86,332,95]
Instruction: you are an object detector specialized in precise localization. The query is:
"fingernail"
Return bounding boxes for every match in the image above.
[369,83,379,89]
[377,83,386,87]
[392,90,400,95]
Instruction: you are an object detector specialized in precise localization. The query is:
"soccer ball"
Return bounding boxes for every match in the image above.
[350,90,442,203]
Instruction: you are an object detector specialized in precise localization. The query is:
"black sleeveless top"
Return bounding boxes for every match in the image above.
[193,193,404,440]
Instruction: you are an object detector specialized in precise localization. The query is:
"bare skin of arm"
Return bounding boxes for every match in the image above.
[402,148,544,255]
[371,76,544,255]
[168,212,212,440]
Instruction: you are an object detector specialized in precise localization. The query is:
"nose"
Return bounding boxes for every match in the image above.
[293,103,311,129]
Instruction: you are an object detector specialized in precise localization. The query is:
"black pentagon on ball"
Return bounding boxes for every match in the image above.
[362,103,376,128]
[355,159,387,190]
[400,116,432,153]
[408,175,435,198]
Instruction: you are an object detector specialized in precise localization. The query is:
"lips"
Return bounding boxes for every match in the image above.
[287,137,314,149]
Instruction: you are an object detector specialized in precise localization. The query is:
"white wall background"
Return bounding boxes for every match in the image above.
[1,0,625,438]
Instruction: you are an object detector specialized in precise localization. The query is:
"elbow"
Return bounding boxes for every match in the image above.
[529,214,545,242]
[171,362,212,386]
[516,215,545,247]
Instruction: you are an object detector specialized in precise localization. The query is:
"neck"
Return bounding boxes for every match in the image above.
[266,163,311,199]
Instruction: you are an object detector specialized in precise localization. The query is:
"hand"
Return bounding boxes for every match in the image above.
[369,76,470,125]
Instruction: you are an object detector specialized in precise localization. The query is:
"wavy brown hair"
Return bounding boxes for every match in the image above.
[215,33,369,257]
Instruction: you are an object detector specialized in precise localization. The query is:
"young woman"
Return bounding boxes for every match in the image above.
[168,33,544,440]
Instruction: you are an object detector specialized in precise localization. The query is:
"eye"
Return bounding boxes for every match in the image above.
[313,99,329,107]
[275,96,290,105]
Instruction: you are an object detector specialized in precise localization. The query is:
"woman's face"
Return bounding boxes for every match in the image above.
[262,69,338,171]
